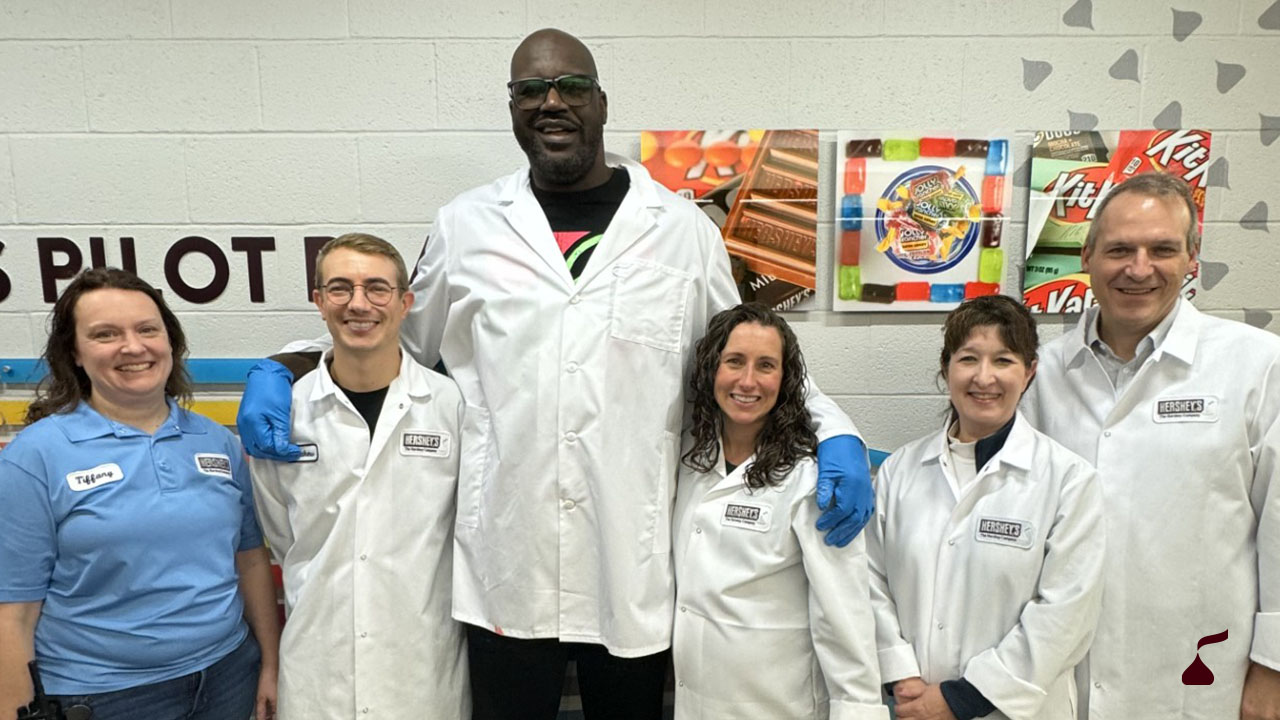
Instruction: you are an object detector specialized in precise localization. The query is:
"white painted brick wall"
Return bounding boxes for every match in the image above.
[0,0,1277,452]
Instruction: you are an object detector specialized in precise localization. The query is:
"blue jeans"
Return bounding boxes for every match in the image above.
[52,632,261,720]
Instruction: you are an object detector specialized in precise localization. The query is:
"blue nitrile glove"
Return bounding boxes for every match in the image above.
[236,358,301,462]
[814,434,875,547]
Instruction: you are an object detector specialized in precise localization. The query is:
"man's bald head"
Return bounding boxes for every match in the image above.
[510,28,598,81]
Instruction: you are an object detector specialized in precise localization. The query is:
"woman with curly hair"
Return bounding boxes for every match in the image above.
[671,302,885,719]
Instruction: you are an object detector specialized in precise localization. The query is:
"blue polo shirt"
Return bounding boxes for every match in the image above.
[0,400,263,694]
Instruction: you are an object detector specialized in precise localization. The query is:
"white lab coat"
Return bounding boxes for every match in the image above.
[249,349,468,720]
[1024,299,1280,719]
[404,154,856,657]
[868,413,1104,720]
[672,449,887,720]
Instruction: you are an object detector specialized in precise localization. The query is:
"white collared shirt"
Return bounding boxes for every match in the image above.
[1025,298,1280,718]
[869,413,1104,720]
[249,349,468,720]
[672,446,886,720]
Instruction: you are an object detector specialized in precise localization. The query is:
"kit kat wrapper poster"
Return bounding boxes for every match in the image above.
[1024,129,1212,313]
[640,129,818,311]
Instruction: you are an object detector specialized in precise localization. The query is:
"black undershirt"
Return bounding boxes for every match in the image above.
[531,167,630,280]
[337,383,389,437]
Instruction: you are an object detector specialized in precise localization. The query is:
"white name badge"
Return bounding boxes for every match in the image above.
[194,453,233,477]
[295,444,319,463]
[1152,395,1220,423]
[974,516,1034,549]
[66,463,124,492]
[721,502,772,533]
[400,430,452,458]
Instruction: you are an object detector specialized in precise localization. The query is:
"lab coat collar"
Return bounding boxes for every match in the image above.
[1062,297,1200,368]
[707,436,794,496]
[919,411,1034,474]
[497,153,664,291]
[308,346,432,405]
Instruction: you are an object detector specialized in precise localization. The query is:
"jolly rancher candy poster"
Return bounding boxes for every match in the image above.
[1024,129,1212,313]
[640,130,818,312]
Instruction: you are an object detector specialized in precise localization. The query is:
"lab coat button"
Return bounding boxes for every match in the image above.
[937,623,944,630]
[362,709,369,715]
[360,554,368,561]
[360,631,368,638]
[566,362,579,373]
[1094,682,1102,689]
[569,295,582,305]
[564,431,578,443]
[563,499,576,511]
[695,527,702,534]
[680,606,687,613]
[1104,431,1111,437]
[948,539,955,546]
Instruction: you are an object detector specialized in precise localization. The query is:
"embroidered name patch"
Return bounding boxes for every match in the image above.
[65,463,124,492]
[974,516,1034,549]
[1153,395,1219,423]
[295,444,319,463]
[400,430,451,458]
[194,453,233,477]
[721,502,772,533]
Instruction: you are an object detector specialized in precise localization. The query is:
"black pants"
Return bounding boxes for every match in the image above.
[467,624,669,720]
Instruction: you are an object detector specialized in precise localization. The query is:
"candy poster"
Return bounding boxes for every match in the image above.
[640,129,818,311]
[831,134,1011,312]
[1024,129,1212,313]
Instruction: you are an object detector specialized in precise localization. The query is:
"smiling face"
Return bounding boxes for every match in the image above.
[314,247,413,357]
[509,29,609,191]
[714,322,784,441]
[1083,191,1197,350]
[73,288,173,412]
[945,325,1036,442]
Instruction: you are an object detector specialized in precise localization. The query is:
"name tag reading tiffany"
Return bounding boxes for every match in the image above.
[400,430,452,458]
[1153,395,1219,423]
[65,463,124,492]
[974,516,1034,549]
[722,502,772,533]
[194,453,233,477]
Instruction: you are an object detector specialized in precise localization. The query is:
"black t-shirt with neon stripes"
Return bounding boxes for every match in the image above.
[531,167,630,281]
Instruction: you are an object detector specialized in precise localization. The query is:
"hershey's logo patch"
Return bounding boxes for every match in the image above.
[194,453,233,477]
[295,444,319,463]
[721,502,772,533]
[974,516,1034,549]
[65,462,124,492]
[400,430,451,458]
[1153,395,1219,423]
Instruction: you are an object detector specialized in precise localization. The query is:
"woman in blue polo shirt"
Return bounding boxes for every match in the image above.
[0,268,280,720]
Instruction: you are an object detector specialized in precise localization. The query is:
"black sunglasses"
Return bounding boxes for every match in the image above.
[507,74,600,110]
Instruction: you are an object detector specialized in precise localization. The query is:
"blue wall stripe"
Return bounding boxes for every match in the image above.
[0,358,257,385]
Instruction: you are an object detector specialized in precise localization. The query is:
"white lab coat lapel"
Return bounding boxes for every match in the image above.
[572,156,661,290]
[499,170,576,291]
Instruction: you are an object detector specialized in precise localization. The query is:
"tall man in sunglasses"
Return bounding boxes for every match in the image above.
[237,28,874,719]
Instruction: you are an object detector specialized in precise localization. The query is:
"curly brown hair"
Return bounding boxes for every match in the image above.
[682,303,816,490]
[26,267,193,424]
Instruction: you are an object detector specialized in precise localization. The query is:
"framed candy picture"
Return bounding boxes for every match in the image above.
[831,133,1011,312]
[640,129,819,311]
[1024,129,1212,313]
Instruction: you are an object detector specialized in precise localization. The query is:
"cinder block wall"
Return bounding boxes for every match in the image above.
[1,0,1277,451]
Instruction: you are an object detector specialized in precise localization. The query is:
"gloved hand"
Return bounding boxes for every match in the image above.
[236,358,301,461]
[814,434,874,547]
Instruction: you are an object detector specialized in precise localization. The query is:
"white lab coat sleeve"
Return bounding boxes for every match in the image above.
[805,377,858,443]
[1249,352,1280,670]
[793,483,890,720]
[962,459,1106,720]
[247,457,294,567]
[402,207,452,370]
[865,452,922,686]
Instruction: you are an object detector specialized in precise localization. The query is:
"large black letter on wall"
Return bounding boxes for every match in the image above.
[0,241,11,303]
[231,237,275,303]
[165,237,229,304]
[38,238,82,302]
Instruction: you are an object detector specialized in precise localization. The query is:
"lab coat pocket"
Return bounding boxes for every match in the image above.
[457,404,493,529]
[649,430,679,555]
[609,260,692,353]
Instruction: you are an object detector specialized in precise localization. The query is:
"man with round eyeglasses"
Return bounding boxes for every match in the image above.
[237,28,875,720]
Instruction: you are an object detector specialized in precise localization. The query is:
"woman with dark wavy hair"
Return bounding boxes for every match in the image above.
[671,302,885,719]
[0,268,280,720]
